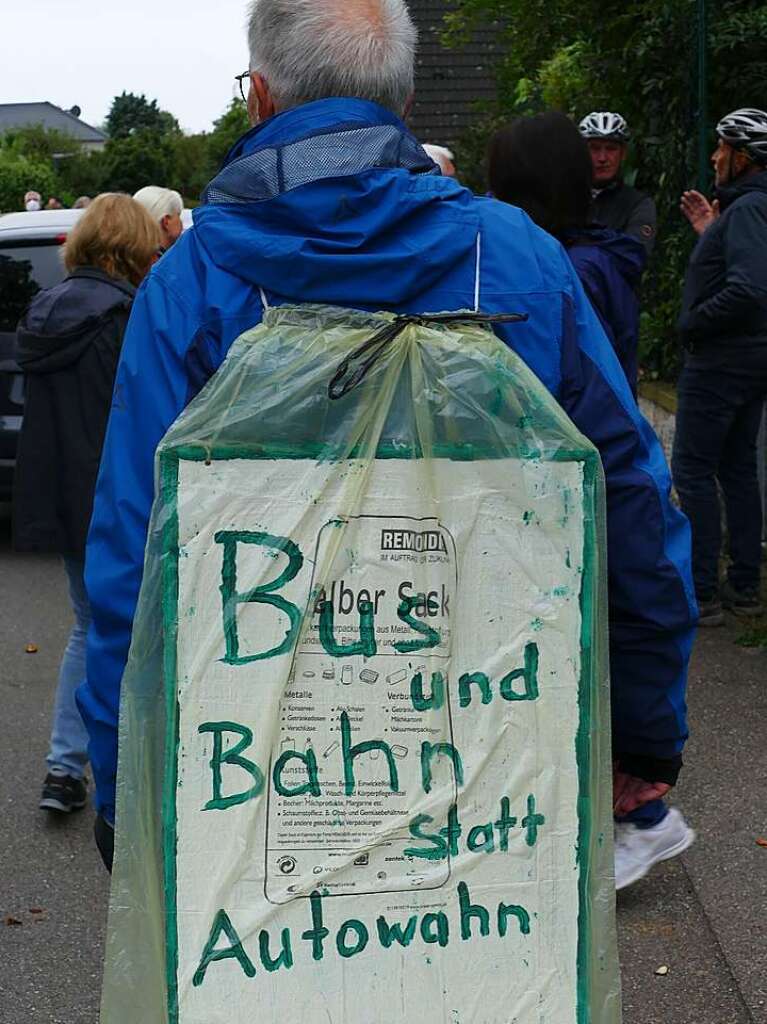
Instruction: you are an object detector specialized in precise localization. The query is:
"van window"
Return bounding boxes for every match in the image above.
[0,243,66,331]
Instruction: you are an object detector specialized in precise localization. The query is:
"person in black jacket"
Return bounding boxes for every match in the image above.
[673,108,767,624]
[13,192,161,818]
[579,111,657,257]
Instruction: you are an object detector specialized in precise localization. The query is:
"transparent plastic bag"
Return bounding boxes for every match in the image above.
[101,304,620,1023]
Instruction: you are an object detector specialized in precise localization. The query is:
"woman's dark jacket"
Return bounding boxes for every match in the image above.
[13,268,135,556]
[563,227,647,396]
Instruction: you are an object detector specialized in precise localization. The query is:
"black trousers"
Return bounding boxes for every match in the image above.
[94,813,114,873]
[671,346,767,597]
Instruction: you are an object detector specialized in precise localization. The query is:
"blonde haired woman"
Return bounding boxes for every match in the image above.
[13,193,160,823]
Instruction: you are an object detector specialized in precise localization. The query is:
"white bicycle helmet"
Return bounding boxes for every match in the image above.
[578,111,630,142]
[716,108,767,165]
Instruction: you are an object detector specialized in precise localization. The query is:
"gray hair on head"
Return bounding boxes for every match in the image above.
[247,0,417,115]
[132,186,183,222]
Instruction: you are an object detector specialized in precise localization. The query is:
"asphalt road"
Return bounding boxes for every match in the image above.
[0,506,765,1024]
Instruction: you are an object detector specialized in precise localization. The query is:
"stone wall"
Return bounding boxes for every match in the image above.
[639,395,676,465]
[638,381,678,464]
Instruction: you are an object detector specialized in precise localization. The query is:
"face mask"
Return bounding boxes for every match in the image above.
[25,200,41,212]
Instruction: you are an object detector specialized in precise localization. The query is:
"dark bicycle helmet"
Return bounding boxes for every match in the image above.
[578,111,630,142]
[716,108,767,165]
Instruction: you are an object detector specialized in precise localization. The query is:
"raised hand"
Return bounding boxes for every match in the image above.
[680,190,720,235]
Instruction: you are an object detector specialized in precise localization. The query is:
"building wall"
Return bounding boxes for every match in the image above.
[408,0,500,147]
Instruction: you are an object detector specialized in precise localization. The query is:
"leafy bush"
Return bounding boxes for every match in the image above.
[105,92,181,140]
[0,93,254,213]
[207,101,250,169]
[0,154,58,213]
[445,0,767,379]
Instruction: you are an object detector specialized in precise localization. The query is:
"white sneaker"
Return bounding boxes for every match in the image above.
[614,807,695,890]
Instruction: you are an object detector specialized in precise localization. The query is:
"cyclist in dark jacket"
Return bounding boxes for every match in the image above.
[13,193,160,817]
[673,108,767,624]
[488,111,694,890]
[579,111,657,257]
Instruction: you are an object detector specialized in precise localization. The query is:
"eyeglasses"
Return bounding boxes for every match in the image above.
[234,70,250,104]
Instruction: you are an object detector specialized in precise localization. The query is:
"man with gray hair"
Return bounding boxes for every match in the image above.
[133,185,184,250]
[81,0,695,893]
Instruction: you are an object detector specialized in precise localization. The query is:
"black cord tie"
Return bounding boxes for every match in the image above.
[327,311,529,400]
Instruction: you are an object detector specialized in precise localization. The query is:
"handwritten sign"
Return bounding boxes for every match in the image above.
[161,449,598,1023]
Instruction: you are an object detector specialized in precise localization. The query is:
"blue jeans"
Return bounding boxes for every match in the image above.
[47,557,91,778]
[672,348,767,598]
[619,798,668,829]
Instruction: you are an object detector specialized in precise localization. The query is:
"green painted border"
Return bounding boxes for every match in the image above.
[170,440,592,465]
[160,451,181,1024]
[160,443,602,1024]
[575,450,601,1023]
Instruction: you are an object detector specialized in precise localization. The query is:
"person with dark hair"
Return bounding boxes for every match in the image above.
[489,110,694,888]
[489,111,646,395]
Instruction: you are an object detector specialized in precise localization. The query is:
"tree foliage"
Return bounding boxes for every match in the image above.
[207,101,251,168]
[105,91,180,140]
[0,153,59,213]
[171,133,214,201]
[0,95,253,211]
[445,0,767,378]
[0,125,81,162]
[99,132,177,194]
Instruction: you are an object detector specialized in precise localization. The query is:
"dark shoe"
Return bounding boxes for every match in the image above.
[721,580,764,617]
[39,772,87,813]
[696,594,725,627]
[94,813,114,873]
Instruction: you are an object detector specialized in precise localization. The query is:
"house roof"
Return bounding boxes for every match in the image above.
[408,0,502,147]
[0,103,106,143]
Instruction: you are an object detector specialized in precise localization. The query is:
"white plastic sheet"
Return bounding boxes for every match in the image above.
[101,305,620,1024]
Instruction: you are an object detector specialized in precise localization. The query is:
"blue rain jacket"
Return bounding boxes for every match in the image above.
[565,227,646,396]
[77,99,697,822]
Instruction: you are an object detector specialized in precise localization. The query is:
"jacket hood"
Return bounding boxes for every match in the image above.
[716,167,767,210]
[563,226,646,286]
[192,99,481,306]
[16,268,134,373]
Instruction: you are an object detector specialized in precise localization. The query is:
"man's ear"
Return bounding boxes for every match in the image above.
[160,213,171,233]
[249,72,276,125]
[402,92,415,122]
[733,148,755,177]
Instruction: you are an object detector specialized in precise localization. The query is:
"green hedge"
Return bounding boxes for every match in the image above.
[446,0,767,379]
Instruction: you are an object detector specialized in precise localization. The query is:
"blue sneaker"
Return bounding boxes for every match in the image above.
[39,772,87,813]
